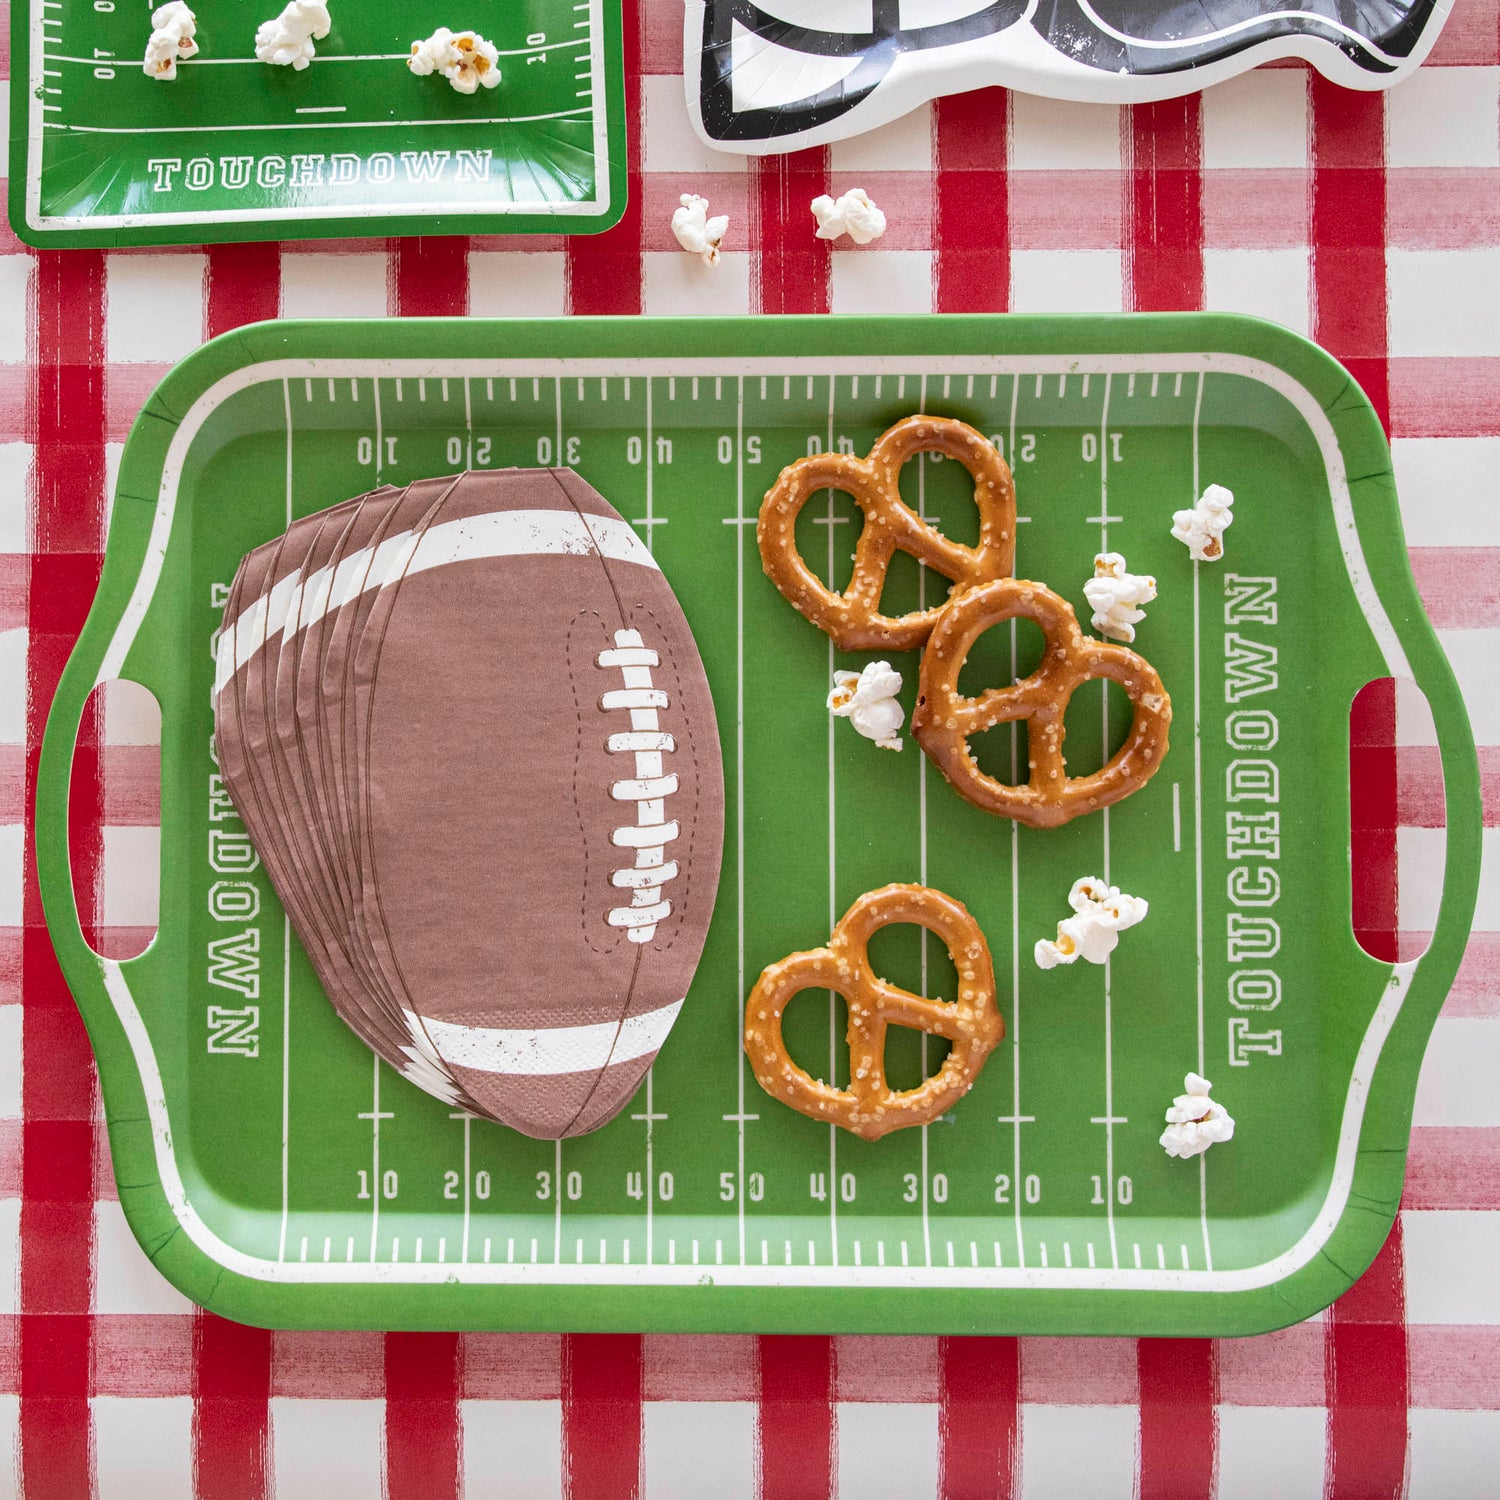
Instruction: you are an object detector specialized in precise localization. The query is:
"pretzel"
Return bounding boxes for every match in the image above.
[744,884,1003,1141]
[757,416,1016,651]
[912,577,1171,828]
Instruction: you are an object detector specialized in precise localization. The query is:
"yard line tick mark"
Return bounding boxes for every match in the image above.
[295,105,346,113]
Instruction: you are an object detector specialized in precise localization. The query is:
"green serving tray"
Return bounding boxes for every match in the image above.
[9,0,625,246]
[38,315,1480,1335]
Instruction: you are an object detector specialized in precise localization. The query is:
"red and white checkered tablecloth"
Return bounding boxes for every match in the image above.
[6,0,1499,1493]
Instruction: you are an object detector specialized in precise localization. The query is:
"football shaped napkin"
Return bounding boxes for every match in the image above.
[213,469,725,1138]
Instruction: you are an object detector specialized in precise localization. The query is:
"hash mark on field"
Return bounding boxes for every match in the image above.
[1157,1244,1166,1268]
[1128,374,1136,397]
[299,1238,308,1262]
[853,1242,860,1266]
[1063,1244,1072,1268]
[624,1240,631,1265]
[347,1239,355,1262]
[716,1240,723,1266]
[323,1239,330,1262]
[1173,783,1182,851]
[1181,1245,1191,1269]
[1086,512,1123,525]
[993,1243,1002,1266]
[415,1238,424,1263]
[1040,1243,1049,1268]
[605,1239,612,1264]
[531,1238,538,1263]
[878,1242,886,1267]
[901,1243,909,1267]
[1091,1114,1128,1125]
[1134,1244,1142,1268]
[1087,1244,1096,1268]
[1151,374,1160,397]
[295,105,346,114]
[946,1243,955,1268]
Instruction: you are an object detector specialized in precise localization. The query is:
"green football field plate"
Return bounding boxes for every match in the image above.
[38,315,1480,1334]
[10,0,625,246]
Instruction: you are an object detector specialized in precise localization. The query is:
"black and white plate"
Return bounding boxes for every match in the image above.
[686,0,1451,153]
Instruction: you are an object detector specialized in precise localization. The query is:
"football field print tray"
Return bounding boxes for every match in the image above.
[10,0,625,246]
[38,315,1480,1335]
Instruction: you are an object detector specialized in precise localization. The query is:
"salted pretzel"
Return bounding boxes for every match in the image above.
[913,577,1171,828]
[744,884,1003,1141]
[757,416,1016,651]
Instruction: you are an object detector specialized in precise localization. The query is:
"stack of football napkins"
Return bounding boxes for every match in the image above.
[213,469,724,1138]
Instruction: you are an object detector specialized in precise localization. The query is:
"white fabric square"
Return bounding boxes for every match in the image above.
[1415,1018,1500,1126]
[461,1399,563,1499]
[1010,95,1121,171]
[92,1397,193,1500]
[1388,67,1500,168]
[837,1403,939,1499]
[642,252,752,316]
[0,825,21,929]
[106,255,206,364]
[830,250,932,314]
[1216,1406,1326,1500]
[1388,249,1500,357]
[1409,1409,1500,1499]
[1397,825,1496,934]
[280,253,388,320]
[644,75,746,172]
[0,261,31,365]
[1432,631,1500,747]
[93,1199,195,1314]
[0,446,29,553]
[1204,249,1309,336]
[102,825,161,930]
[1403,1210,1500,1323]
[0,632,24,745]
[1019,1405,1136,1498]
[1393,438,1500,548]
[0,1203,18,1314]
[105,442,125,539]
[0,1396,17,1497]
[1011,250,1121,313]
[644,1401,755,1500]
[469,252,566,318]
[0,1007,20,1121]
[103,679,163,746]
[830,102,933,172]
[1395,676,1437,748]
[1201,71,1308,169]
[271,1399,385,1498]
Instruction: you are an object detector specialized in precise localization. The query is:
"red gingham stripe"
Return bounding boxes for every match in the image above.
[386,1331,462,1500]
[758,1334,835,1500]
[1313,77,1410,1500]
[1409,548,1500,629]
[194,1314,273,1500]
[564,1333,643,1499]
[567,0,644,314]
[205,244,282,339]
[755,151,832,316]
[934,89,1011,313]
[24,248,105,1498]
[192,243,283,1500]
[1138,1338,1216,1500]
[938,1336,1018,1500]
[1123,90,1221,1500]
[1126,97,1204,314]
[392,239,471,318]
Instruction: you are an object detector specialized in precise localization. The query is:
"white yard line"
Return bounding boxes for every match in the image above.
[1098,373,1120,1271]
[736,376,747,1268]
[45,106,592,135]
[826,375,839,1269]
[918,372,933,1270]
[1193,370,1213,1271]
[1008,374,1025,1268]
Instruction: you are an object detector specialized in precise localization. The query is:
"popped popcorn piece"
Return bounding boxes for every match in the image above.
[810,188,887,245]
[670,194,729,265]
[828,661,904,751]
[1160,1073,1235,1159]
[143,2,199,81]
[1171,483,1235,561]
[408,27,501,95]
[255,1,331,72]
[1083,551,1157,643]
[1034,876,1148,969]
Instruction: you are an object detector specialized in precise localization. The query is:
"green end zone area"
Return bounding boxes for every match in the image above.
[37,317,1480,1334]
[12,0,624,245]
